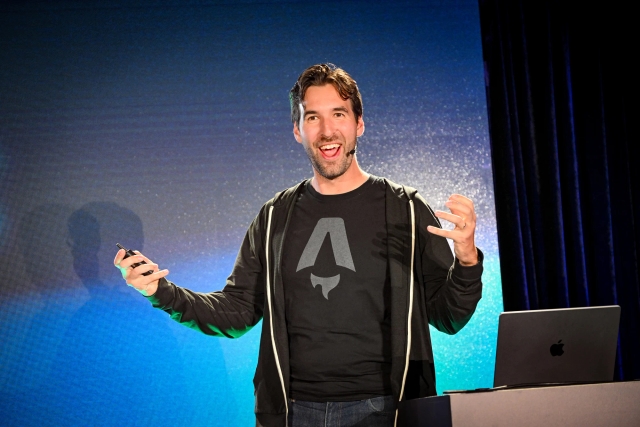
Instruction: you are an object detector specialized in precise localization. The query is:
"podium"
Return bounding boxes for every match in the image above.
[398,381,640,427]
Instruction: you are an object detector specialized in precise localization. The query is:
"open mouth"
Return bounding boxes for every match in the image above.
[319,143,341,159]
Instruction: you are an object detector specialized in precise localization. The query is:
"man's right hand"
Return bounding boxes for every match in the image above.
[114,249,169,296]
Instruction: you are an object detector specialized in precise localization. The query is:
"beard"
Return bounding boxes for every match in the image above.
[304,135,357,180]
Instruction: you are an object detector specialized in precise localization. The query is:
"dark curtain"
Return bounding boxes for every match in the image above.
[478,0,639,381]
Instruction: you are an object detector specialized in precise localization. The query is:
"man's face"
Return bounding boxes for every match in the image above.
[293,84,364,180]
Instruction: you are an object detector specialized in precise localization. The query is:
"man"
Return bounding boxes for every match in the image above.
[115,64,482,427]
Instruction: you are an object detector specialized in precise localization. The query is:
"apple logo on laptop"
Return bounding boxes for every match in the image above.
[550,340,564,356]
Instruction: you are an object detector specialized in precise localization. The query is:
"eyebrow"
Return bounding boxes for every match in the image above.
[303,106,349,118]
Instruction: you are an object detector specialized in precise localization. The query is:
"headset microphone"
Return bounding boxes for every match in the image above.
[347,147,357,156]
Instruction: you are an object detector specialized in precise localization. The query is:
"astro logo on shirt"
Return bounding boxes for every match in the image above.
[296,218,355,299]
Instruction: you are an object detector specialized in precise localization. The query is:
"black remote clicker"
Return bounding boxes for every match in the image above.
[116,243,153,276]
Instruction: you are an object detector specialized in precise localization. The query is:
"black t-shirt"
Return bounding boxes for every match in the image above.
[282,176,392,401]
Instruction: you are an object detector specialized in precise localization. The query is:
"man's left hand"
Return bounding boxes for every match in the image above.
[426,194,478,266]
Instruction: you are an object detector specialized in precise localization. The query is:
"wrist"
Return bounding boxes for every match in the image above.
[137,281,158,297]
[456,247,478,266]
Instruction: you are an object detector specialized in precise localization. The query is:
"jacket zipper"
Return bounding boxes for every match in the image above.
[265,205,289,425]
[395,199,415,426]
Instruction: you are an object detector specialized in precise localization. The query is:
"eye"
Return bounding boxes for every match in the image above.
[306,115,318,122]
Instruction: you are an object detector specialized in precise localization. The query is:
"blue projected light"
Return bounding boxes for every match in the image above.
[0,1,501,425]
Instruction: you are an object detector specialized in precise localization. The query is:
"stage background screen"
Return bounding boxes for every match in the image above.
[0,1,502,425]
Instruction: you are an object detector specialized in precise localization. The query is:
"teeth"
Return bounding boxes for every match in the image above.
[320,144,340,151]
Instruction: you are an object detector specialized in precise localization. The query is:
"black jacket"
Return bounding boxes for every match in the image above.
[148,178,483,426]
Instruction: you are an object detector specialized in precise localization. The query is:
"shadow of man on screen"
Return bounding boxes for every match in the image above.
[50,202,194,426]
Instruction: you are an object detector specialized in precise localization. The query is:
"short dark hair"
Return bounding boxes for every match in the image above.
[289,63,363,126]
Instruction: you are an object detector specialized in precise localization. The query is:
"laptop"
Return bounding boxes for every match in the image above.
[493,305,621,388]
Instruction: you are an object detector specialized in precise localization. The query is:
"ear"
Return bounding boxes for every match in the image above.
[293,122,302,143]
[356,116,365,137]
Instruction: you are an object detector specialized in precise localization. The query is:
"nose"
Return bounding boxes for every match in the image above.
[319,117,336,140]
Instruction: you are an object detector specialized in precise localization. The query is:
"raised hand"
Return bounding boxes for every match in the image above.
[426,194,478,266]
[114,249,169,296]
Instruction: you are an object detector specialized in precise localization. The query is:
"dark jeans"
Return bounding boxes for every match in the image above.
[288,396,396,427]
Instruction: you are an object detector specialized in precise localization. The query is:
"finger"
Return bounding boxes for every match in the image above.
[128,269,169,289]
[427,225,458,240]
[434,210,465,228]
[141,269,170,285]
[131,262,158,277]
[118,254,145,269]
[450,194,473,205]
[137,252,155,265]
[113,249,126,267]
[445,199,473,219]
[155,269,169,279]
[447,195,476,219]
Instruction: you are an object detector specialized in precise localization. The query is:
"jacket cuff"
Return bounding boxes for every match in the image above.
[452,248,484,284]
[145,277,173,307]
